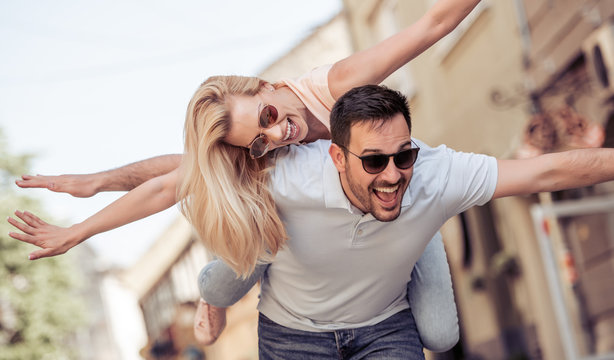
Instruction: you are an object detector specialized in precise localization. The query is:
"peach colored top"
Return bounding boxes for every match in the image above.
[280,64,336,130]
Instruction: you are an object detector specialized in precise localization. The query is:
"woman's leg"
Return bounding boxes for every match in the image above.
[198,259,267,307]
[194,259,268,345]
[407,232,459,352]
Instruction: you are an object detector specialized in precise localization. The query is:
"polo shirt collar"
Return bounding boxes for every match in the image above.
[323,155,349,209]
[322,154,412,210]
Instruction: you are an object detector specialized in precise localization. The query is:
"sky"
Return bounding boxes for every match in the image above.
[0,0,342,268]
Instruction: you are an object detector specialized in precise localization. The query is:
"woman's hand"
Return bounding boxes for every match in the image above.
[7,210,86,260]
[9,168,180,261]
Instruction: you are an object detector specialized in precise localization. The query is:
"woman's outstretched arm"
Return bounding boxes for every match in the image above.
[328,0,480,99]
[8,168,180,260]
[16,154,182,197]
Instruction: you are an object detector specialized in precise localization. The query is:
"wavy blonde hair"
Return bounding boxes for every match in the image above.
[178,75,287,277]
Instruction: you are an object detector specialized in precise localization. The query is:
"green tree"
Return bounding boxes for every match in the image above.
[0,128,86,360]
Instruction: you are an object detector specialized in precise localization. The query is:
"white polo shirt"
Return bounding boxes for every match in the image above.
[258,139,498,332]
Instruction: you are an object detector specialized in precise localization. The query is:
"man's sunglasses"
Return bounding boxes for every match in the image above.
[341,142,420,174]
[248,104,279,159]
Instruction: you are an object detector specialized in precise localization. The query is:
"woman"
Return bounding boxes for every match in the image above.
[11,0,479,351]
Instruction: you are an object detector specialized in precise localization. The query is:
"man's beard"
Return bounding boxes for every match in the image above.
[345,167,405,222]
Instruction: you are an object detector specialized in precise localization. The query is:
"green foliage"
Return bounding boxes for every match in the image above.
[0,129,86,360]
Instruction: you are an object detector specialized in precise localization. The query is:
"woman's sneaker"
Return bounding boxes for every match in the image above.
[193,299,227,345]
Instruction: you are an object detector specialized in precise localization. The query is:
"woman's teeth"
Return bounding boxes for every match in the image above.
[283,119,298,141]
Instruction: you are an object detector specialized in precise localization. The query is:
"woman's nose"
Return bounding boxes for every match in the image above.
[262,121,285,144]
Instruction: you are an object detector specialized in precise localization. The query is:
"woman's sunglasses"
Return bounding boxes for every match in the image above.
[248,104,279,159]
[341,142,420,174]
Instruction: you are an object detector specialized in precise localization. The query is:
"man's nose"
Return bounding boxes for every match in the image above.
[378,158,402,183]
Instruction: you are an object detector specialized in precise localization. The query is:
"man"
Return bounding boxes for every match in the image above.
[245,85,491,359]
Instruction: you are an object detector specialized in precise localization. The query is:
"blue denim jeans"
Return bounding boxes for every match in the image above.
[258,309,425,360]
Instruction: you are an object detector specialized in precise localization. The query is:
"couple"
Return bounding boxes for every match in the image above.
[10,2,614,359]
[12,84,614,359]
[11,0,485,357]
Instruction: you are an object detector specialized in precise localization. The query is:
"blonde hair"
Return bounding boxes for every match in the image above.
[178,75,287,277]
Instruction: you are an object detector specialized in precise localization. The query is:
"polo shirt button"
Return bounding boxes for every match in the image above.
[357,229,363,235]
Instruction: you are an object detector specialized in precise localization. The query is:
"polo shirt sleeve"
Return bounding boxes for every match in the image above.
[435,146,498,219]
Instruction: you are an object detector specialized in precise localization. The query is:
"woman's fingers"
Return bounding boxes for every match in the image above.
[14,210,38,227]
[8,211,54,249]
[7,216,35,235]
[7,229,38,246]
[21,211,47,227]
[13,210,49,230]
[7,211,73,260]
[29,248,58,260]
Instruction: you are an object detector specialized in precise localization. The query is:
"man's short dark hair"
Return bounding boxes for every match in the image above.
[330,85,411,149]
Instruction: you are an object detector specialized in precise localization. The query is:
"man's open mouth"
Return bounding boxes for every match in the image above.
[373,184,400,205]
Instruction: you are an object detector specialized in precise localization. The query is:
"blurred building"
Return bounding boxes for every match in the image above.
[119,217,218,360]
[67,244,148,360]
[258,11,352,81]
[342,0,614,359]
[68,245,121,360]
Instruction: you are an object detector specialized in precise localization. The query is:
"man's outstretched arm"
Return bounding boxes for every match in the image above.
[493,147,614,199]
[16,154,182,197]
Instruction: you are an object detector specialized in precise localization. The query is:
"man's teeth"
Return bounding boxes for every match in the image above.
[374,185,399,193]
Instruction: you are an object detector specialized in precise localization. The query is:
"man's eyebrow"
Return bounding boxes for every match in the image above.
[361,141,412,155]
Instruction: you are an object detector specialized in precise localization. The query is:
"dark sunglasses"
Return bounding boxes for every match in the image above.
[341,142,420,174]
[248,104,279,159]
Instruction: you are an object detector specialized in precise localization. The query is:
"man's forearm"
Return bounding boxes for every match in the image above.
[16,154,182,197]
[93,154,182,192]
[544,147,614,192]
[494,148,614,198]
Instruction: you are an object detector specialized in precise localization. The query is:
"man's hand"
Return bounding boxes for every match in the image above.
[16,174,98,198]
[15,155,183,197]
[7,210,85,260]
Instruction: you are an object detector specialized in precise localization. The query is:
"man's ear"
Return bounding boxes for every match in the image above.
[329,143,347,173]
